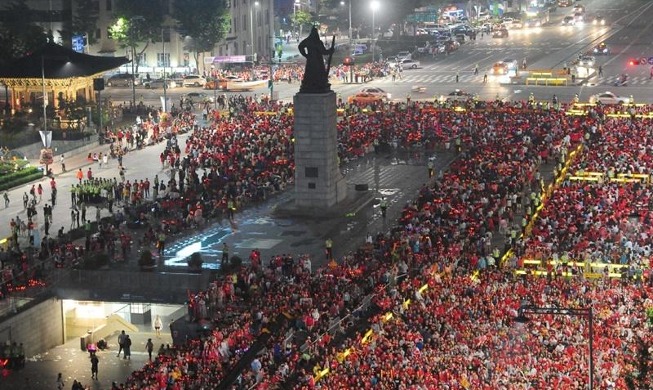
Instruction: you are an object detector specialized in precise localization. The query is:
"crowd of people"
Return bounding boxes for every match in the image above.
[114,101,653,389]
[4,95,653,389]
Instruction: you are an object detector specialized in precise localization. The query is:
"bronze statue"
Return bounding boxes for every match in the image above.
[298,26,335,93]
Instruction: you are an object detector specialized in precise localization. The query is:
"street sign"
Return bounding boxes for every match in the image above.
[648,57,653,65]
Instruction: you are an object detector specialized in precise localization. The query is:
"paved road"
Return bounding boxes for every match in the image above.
[102,0,653,107]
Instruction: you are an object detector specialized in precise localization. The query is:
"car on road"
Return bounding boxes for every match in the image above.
[573,12,585,23]
[591,15,606,25]
[400,59,421,69]
[593,42,609,55]
[395,51,412,60]
[561,16,575,26]
[106,73,139,87]
[182,75,207,87]
[451,25,474,36]
[577,55,595,67]
[204,75,243,90]
[510,19,524,29]
[183,92,213,104]
[503,59,519,70]
[492,27,508,38]
[143,78,177,89]
[589,91,631,105]
[440,89,473,102]
[359,87,391,100]
[492,61,509,75]
[347,93,385,105]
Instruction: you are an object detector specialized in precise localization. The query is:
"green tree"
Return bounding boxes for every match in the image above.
[72,0,100,45]
[110,0,166,75]
[172,0,230,73]
[291,10,313,38]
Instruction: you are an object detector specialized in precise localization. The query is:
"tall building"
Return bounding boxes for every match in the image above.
[1,0,275,76]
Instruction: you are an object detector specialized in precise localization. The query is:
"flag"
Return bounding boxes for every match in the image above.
[39,130,52,148]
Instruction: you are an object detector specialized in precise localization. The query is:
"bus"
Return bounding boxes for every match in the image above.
[557,0,573,7]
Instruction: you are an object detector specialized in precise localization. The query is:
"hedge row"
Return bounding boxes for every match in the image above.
[0,168,43,191]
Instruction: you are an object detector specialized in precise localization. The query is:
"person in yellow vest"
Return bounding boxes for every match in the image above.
[325,238,333,260]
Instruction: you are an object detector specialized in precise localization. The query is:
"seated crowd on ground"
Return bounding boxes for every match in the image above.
[3,99,653,389]
[111,102,644,389]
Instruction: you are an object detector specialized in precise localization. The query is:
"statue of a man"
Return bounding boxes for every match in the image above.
[298,26,334,93]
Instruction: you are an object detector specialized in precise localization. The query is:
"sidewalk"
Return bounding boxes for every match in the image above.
[0,122,181,248]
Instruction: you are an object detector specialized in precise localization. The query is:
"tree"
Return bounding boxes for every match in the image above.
[386,0,430,38]
[0,0,48,67]
[172,0,230,73]
[110,0,166,75]
[291,10,313,39]
[72,0,100,45]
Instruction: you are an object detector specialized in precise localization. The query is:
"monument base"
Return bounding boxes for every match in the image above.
[293,91,346,209]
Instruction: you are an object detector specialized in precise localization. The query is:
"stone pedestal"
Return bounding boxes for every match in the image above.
[293,91,346,209]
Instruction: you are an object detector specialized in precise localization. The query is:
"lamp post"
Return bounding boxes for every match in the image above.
[250,0,260,60]
[370,0,379,62]
[340,1,352,46]
[41,55,49,176]
[515,306,594,390]
[161,27,167,112]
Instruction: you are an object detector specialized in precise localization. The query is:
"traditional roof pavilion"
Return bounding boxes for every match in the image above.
[0,42,129,113]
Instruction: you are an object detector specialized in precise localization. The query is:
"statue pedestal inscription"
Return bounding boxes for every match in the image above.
[293,91,346,208]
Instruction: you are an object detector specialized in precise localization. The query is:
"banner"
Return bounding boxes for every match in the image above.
[39,130,52,148]
[160,96,171,112]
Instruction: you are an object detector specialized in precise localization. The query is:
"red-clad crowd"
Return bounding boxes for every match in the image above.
[114,102,648,389]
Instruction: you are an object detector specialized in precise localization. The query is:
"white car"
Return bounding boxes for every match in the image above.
[395,51,412,60]
[360,87,391,100]
[589,91,631,105]
[398,59,421,69]
[182,75,207,87]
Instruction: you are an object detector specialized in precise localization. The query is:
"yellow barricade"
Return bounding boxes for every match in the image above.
[569,176,600,181]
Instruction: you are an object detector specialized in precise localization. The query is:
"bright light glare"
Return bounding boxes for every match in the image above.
[370,0,379,11]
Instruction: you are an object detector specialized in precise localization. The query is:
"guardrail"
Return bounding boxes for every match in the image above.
[525,77,568,86]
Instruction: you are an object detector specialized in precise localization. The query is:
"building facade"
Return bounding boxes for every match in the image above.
[3,0,274,77]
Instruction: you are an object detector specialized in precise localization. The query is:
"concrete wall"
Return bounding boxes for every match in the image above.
[57,270,211,304]
[0,297,63,358]
[15,139,99,160]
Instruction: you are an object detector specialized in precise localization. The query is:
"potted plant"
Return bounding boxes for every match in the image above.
[138,250,156,271]
[187,252,204,272]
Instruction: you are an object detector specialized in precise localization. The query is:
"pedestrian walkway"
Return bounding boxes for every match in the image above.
[0,323,173,390]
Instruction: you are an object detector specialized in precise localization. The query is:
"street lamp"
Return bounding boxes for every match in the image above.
[370,0,379,62]
[250,0,260,60]
[340,1,352,46]
[515,306,594,390]
[161,27,168,112]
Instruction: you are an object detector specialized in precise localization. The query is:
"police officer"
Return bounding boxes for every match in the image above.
[380,197,388,217]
